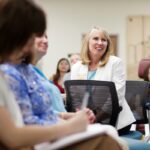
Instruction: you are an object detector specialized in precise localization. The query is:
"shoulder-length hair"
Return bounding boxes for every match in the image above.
[53,58,70,82]
[0,0,46,63]
[80,26,114,67]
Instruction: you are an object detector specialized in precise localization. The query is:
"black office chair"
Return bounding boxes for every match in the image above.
[64,80,122,127]
[124,80,150,141]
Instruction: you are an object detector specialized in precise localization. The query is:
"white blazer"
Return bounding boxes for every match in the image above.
[71,55,135,130]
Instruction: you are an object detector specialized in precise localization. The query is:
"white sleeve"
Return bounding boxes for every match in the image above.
[71,66,76,79]
[71,61,81,79]
[112,58,126,106]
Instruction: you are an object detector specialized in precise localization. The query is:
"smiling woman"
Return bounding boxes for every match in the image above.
[71,26,136,135]
[33,34,48,64]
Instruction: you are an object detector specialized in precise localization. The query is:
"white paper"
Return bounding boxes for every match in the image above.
[35,124,123,150]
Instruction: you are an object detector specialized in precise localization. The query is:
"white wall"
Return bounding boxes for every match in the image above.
[35,0,150,78]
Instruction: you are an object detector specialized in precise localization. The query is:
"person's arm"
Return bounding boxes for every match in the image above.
[59,108,96,124]
[112,58,126,106]
[0,107,88,149]
[70,62,79,80]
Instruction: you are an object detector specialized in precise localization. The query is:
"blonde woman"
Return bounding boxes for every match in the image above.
[71,26,135,135]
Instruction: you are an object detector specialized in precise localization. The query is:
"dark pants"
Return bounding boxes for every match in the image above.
[118,124,132,135]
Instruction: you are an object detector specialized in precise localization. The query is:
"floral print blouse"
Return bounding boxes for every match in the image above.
[0,63,58,125]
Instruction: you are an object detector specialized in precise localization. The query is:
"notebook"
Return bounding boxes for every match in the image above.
[35,124,119,150]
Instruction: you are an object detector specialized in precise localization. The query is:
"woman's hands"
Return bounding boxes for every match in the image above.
[84,108,96,123]
[58,108,95,137]
[68,110,89,133]
[59,109,96,124]
[76,108,96,124]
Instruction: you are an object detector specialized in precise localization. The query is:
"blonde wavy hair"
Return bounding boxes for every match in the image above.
[80,26,114,67]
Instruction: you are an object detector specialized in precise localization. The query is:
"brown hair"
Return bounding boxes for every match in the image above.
[0,0,46,63]
[53,58,70,82]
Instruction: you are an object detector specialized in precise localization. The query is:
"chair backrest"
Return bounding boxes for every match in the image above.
[64,80,121,127]
[125,80,150,124]
[138,59,150,79]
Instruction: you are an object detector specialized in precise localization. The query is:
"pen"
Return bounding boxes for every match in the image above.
[81,92,90,110]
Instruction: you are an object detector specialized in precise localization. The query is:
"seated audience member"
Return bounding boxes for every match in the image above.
[50,58,71,93]
[63,53,81,82]
[0,0,127,150]
[71,26,136,135]
[33,34,67,114]
[69,53,81,65]
[0,0,87,149]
